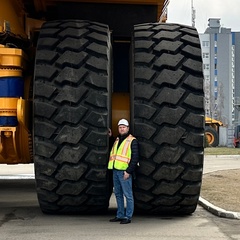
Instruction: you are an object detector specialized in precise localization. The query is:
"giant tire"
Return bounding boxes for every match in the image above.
[132,23,205,215]
[33,20,111,214]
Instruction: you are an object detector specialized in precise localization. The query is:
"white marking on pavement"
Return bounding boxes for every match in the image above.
[0,174,35,180]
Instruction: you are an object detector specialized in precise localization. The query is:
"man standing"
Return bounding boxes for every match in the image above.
[108,119,139,224]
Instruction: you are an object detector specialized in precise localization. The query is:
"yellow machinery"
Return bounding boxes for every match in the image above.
[205,117,223,147]
[0,45,32,164]
[0,0,205,216]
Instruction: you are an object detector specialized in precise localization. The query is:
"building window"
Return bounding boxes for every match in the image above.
[203,53,209,58]
[203,64,210,70]
[205,75,210,81]
[202,41,209,47]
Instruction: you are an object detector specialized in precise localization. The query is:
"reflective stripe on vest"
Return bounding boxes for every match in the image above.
[108,134,135,170]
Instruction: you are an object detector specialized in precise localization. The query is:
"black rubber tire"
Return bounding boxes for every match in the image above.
[205,126,219,147]
[131,23,205,215]
[33,20,111,214]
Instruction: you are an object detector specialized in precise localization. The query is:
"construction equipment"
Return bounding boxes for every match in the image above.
[0,0,204,215]
[233,125,240,148]
[205,117,223,147]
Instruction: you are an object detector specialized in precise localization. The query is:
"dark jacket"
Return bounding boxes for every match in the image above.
[117,133,139,175]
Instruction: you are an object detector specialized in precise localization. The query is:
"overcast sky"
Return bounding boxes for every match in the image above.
[167,0,240,33]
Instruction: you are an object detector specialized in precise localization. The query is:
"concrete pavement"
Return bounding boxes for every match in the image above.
[1,155,240,219]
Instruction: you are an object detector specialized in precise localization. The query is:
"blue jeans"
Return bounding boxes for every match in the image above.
[113,169,134,220]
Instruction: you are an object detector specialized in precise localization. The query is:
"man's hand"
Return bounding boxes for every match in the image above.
[124,171,130,180]
[108,128,112,137]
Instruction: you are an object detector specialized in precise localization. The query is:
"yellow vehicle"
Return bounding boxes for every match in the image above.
[0,0,205,215]
[205,117,223,147]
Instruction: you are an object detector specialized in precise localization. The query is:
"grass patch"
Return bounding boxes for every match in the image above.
[201,169,240,212]
[204,147,240,155]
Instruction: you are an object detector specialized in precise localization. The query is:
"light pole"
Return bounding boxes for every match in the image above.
[191,0,196,28]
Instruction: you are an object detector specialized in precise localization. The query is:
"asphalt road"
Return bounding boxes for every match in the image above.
[0,155,240,240]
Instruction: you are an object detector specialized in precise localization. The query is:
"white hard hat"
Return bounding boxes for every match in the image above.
[118,119,129,127]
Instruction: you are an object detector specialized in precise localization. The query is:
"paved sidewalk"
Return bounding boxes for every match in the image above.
[1,156,240,219]
[0,163,34,179]
[203,155,240,174]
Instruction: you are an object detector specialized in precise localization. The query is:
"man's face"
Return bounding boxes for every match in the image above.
[118,125,129,136]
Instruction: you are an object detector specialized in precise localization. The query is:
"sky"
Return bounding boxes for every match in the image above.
[167,0,240,33]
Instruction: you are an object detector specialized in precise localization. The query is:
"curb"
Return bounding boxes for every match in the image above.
[205,155,240,159]
[198,197,240,220]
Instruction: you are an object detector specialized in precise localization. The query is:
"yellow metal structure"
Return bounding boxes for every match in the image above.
[0,0,44,39]
[0,68,22,77]
[0,45,27,69]
[205,117,223,130]
[0,0,27,39]
[0,43,32,164]
[112,93,130,137]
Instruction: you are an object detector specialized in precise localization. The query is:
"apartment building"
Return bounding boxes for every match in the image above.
[199,18,240,126]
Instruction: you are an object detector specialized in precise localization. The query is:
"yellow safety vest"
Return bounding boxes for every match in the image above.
[108,135,135,170]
